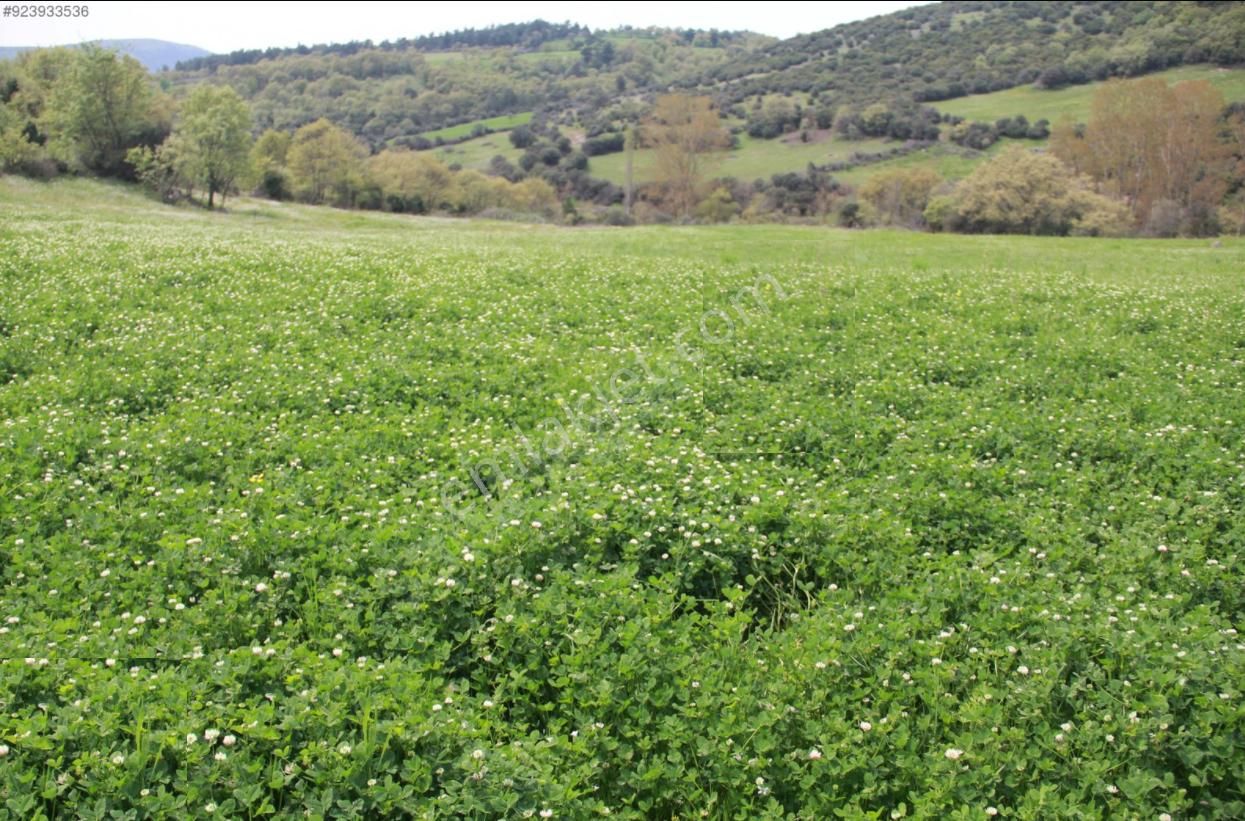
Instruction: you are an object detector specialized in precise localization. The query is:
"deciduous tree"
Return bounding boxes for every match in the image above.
[646,94,729,218]
[1051,77,1230,233]
[175,85,252,208]
[287,118,367,206]
[47,45,168,175]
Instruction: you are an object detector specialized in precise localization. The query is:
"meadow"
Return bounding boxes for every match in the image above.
[0,177,1243,818]
[933,64,1245,125]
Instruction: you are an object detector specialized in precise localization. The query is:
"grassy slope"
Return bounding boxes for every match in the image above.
[835,139,1022,186]
[936,64,1245,123]
[589,135,893,186]
[418,112,534,142]
[428,133,524,169]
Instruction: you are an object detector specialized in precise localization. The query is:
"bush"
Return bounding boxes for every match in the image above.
[929,146,1131,236]
[858,167,942,228]
[693,186,739,223]
[583,133,626,157]
[949,121,998,150]
[257,168,291,200]
[600,205,635,226]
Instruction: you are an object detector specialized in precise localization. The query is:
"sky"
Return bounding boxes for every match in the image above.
[0,1,931,51]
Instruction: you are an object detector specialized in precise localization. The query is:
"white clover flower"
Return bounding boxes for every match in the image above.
[338,744,352,756]
[111,752,126,765]
[214,751,227,762]
[0,744,9,757]
[1017,665,1030,675]
[859,721,872,732]
[808,747,823,760]
[186,733,198,745]
[985,808,998,817]
[255,582,268,593]
[204,729,220,742]
[540,811,554,819]
[472,749,485,760]
[204,802,217,814]
[222,734,236,747]
[944,748,964,761]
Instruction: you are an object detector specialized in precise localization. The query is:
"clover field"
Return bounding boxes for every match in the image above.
[1,178,1243,819]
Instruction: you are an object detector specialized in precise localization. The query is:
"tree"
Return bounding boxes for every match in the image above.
[926,146,1130,236]
[46,44,167,175]
[250,129,292,199]
[646,94,729,218]
[859,167,942,228]
[287,118,367,206]
[174,85,252,208]
[1052,77,1230,233]
[366,148,455,212]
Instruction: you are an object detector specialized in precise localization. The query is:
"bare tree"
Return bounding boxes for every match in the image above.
[646,95,729,218]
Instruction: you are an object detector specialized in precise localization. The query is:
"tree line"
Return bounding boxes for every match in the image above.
[2,44,1242,235]
[174,21,593,72]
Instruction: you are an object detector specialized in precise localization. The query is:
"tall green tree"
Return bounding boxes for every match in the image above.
[47,44,166,175]
[175,85,252,208]
[287,118,367,206]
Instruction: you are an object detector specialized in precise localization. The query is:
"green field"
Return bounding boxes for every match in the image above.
[936,64,1245,124]
[417,112,534,142]
[426,131,523,170]
[2,177,1244,818]
[834,139,1024,186]
[589,134,892,185]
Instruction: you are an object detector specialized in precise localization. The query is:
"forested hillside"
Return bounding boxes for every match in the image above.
[696,1,1245,105]
[151,3,1245,148]
[164,22,766,145]
[3,2,1244,233]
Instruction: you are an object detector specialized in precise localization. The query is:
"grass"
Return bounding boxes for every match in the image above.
[590,134,893,185]
[417,111,534,142]
[1,176,1243,818]
[835,138,1024,185]
[424,131,524,170]
[936,64,1245,123]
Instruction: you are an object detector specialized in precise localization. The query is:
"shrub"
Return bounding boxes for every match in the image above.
[929,146,1130,236]
[858,167,943,228]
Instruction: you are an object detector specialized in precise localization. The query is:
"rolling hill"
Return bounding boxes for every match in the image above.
[145,2,1245,190]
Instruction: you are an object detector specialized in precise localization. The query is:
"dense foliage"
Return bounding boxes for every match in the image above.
[696,1,1245,108]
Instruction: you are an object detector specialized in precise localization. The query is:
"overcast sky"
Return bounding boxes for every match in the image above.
[1,1,931,51]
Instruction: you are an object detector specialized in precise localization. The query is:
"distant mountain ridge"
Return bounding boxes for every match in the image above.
[0,39,210,72]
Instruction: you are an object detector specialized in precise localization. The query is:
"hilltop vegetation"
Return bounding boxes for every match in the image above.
[698,1,1245,104]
